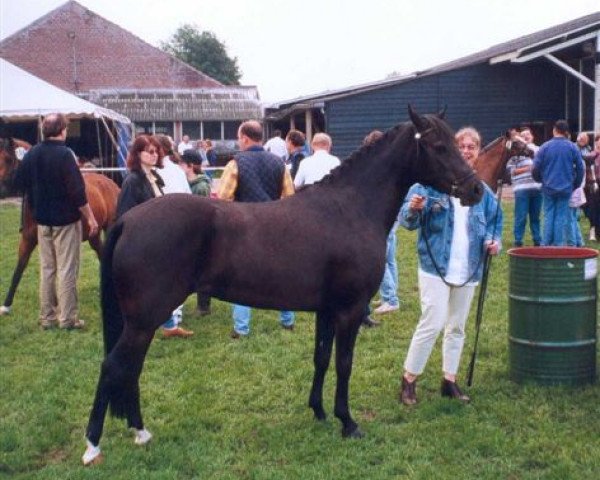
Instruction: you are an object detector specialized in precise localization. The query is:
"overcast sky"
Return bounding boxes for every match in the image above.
[1,0,598,103]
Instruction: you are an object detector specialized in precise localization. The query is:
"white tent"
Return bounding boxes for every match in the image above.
[0,58,130,124]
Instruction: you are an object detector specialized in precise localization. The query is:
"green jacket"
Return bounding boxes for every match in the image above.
[189,174,212,197]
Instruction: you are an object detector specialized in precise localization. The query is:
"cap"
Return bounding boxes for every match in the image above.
[181,149,202,165]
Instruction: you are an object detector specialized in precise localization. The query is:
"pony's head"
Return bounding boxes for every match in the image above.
[0,137,19,182]
[408,106,483,206]
[505,132,534,158]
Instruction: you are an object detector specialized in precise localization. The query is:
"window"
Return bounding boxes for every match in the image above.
[135,122,153,135]
[224,121,242,140]
[203,121,222,140]
[154,122,174,137]
[182,121,200,140]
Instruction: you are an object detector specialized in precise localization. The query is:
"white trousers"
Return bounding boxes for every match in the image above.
[404,271,477,376]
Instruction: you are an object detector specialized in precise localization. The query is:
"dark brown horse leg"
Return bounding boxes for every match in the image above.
[308,310,335,421]
[1,234,36,314]
[84,325,154,464]
[333,312,363,438]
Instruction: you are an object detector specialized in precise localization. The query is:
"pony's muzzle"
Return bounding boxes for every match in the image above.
[458,180,484,206]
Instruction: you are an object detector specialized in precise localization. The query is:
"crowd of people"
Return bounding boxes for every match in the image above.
[13,113,597,405]
[506,122,597,248]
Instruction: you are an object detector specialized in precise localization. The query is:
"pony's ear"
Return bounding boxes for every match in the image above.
[408,104,427,132]
[437,105,447,119]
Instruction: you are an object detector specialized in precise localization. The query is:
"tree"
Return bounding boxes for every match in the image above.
[161,24,242,85]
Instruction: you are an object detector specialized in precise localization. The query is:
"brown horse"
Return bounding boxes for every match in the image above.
[0,137,120,314]
[473,135,531,192]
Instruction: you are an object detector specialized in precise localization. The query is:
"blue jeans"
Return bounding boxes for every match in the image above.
[162,305,183,329]
[566,207,583,247]
[379,226,399,306]
[542,193,571,246]
[233,305,294,335]
[513,189,542,246]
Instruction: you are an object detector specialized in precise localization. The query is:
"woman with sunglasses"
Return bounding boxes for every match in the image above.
[115,134,194,338]
[116,135,164,218]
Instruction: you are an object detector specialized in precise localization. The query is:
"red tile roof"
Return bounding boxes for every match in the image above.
[0,0,223,93]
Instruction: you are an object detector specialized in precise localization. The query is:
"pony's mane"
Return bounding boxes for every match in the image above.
[297,122,410,191]
[480,136,503,154]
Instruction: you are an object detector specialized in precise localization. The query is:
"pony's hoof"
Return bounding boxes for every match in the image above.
[0,306,11,315]
[134,428,152,445]
[82,442,103,466]
[342,426,364,439]
[312,409,327,422]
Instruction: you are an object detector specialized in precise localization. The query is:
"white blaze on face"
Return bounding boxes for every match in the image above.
[15,146,27,160]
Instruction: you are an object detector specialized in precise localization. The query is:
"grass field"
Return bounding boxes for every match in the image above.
[1,201,599,479]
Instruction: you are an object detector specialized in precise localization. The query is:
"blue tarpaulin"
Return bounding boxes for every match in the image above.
[115,121,131,170]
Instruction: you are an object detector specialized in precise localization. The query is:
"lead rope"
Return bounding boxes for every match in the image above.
[418,179,503,288]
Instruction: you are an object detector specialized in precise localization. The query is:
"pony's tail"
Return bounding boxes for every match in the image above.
[101,221,124,356]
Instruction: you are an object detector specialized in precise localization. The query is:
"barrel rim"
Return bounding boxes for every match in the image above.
[508,246,598,259]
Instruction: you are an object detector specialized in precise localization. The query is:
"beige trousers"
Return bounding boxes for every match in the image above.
[404,271,477,376]
[38,222,82,327]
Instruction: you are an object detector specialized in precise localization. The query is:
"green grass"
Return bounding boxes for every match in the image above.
[1,201,599,479]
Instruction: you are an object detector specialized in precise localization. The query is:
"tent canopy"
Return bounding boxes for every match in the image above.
[0,58,130,124]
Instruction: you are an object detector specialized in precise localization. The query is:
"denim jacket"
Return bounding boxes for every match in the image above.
[399,183,503,282]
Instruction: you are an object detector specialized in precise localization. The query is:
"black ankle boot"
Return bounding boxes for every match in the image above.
[361,316,381,328]
[440,378,470,403]
[400,376,417,405]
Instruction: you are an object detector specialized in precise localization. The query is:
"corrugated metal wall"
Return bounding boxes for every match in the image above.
[326,60,566,159]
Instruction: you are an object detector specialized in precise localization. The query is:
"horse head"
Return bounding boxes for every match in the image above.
[0,137,30,195]
[408,105,483,206]
[505,133,534,159]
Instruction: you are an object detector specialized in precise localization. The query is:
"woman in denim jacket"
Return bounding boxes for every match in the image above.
[398,127,503,406]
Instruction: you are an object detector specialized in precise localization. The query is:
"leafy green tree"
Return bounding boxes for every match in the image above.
[161,24,242,85]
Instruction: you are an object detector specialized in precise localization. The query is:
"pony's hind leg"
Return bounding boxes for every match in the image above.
[83,325,154,465]
[308,310,335,421]
[333,311,363,438]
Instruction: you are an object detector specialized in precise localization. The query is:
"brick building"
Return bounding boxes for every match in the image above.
[0,0,261,144]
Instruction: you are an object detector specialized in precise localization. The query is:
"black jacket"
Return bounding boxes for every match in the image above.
[116,169,164,218]
[14,140,87,226]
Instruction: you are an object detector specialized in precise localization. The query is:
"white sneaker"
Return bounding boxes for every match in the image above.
[374,302,399,314]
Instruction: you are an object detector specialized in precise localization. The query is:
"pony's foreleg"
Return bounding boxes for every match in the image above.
[83,326,154,465]
[1,234,36,314]
[333,313,363,438]
[308,311,335,421]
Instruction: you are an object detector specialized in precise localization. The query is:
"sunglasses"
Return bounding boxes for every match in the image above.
[143,149,158,155]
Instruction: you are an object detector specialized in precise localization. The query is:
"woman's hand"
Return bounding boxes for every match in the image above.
[485,240,499,255]
[409,194,426,213]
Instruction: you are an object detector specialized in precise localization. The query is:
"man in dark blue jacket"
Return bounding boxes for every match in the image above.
[14,113,98,330]
[217,120,295,338]
[532,120,584,246]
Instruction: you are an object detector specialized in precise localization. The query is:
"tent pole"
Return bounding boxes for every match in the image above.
[99,116,120,153]
[95,119,103,166]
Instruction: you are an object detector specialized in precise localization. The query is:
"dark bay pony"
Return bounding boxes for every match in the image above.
[0,137,120,314]
[82,107,484,465]
[473,134,531,192]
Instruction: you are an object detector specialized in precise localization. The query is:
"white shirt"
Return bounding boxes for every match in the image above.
[177,141,193,155]
[264,136,287,160]
[160,157,192,194]
[294,149,341,188]
[445,197,471,284]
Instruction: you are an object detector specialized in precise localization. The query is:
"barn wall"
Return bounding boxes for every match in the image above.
[326,60,566,159]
